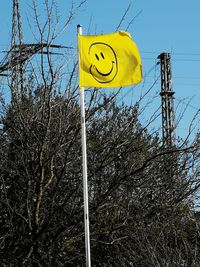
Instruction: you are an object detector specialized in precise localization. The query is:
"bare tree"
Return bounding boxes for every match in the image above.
[0,1,199,266]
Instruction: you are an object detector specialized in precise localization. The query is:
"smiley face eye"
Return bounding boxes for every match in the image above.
[95,54,99,60]
[101,52,105,59]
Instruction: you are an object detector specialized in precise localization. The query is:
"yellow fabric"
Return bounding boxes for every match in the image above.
[78,31,142,88]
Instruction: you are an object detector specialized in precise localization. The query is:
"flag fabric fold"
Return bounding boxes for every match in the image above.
[78,31,142,88]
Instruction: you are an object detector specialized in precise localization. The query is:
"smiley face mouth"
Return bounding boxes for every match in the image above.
[91,61,115,77]
[88,42,118,84]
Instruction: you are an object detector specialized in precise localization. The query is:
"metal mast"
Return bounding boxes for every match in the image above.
[10,0,25,101]
[158,53,176,147]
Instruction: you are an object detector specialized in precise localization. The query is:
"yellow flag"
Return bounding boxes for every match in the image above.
[78,31,142,88]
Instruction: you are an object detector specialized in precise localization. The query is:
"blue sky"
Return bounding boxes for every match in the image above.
[0,0,199,139]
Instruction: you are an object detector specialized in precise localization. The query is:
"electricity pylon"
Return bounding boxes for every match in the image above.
[0,0,70,102]
[10,0,25,101]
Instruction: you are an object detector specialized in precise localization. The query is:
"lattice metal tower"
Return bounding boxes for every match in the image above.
[158,53,176,147]
[0,0,71,96]
[10,0,25,101]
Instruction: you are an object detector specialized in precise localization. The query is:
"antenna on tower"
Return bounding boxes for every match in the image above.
[158,53,176,147]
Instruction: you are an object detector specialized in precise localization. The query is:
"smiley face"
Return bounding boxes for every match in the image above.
[88,42,118,84]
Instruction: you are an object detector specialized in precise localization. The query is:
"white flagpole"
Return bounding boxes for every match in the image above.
[77,24,91,267]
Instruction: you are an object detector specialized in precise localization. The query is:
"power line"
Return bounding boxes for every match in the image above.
[173,83,200,87]
[174,97,200,112]
[142,57,200,62]
[141,51,200,56]
[146,75,200,80]
[116,63,159,104]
